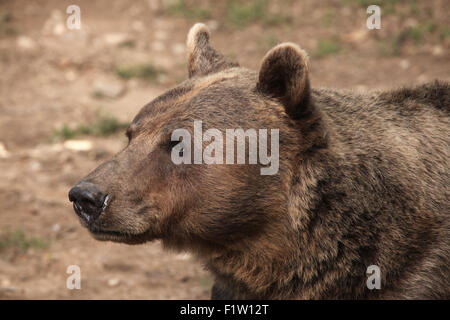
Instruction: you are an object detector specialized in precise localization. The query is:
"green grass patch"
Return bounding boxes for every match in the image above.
[118,40,136,48]
[377,29,410,56]
[407,22,436,45]
[320,9,336,28]
[260,34,279,50]
[377,21,438,56]
[314,38,340,58]
[52,115,129,141]
[225,0,291,28]
[439,26,450,40]
[114,63,163,82]
[167,0,212,20]
[0,229,49,252]
[341,0,399,8]
[340,0,401,15]
[407,26,425,44]
[377,36,402,56]
[0,11,11,24]
[0,10,18,36]
[408,0,419,16]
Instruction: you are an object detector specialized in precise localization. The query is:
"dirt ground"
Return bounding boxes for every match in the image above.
[0,0,448,299]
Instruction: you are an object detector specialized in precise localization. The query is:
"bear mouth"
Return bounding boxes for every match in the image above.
[88,228,155,245]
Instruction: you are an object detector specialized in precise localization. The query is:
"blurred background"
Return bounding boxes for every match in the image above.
[0,0,448,299]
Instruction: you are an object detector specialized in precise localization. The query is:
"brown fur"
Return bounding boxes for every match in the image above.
[70,24,450,299]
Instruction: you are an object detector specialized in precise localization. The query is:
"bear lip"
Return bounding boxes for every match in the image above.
[88,228,155,245]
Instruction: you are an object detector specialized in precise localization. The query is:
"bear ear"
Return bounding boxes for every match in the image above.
[187,23,238,78]
[257,43,311,119]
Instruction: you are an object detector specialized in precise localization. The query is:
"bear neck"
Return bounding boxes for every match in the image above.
[203,103,376,299]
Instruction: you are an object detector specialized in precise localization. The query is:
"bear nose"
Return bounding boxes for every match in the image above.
[68,182,109,223]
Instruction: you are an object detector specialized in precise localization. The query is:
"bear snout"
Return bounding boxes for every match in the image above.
[68,181,109,223]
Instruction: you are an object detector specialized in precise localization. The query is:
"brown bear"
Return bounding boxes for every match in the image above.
[69,23,449,299]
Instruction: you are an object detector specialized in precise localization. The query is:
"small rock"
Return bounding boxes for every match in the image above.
[399,59,410,70]
[127,79,139,89]
[206,20,219,31]
[65,70,77,82]
[30,160,41,171]
[103,33,129,46]
[107,278,120,287]
[172,43,185,55]
[51,224,61,233]
[132,21,145,32]
[432,45,443,57]
[16,36,37,51]
[355,85,368,92]
[64,140,93,152]
[343,30,368,43]
[1,279,11,287]
[53,22,65,36]
[417,74,428,83]
[0,142,9,158]
[93,80,125,99]
[404,18,418,28]
[157,74,169,84]
[41,9,68,36]
[0,286,21,294]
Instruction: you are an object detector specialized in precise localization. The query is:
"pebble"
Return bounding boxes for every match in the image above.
[93,80,125,99]
[107,278,120,287]
[417,74,428,83]
[103,33,129,46]
[64,140,93,152]
[16,36,37,51]
[51,224,61,233]
[0,142,9,158]
[42,9,65,36]
[172,43,185,55]
[399,59,410,70]
[432,46,443,57]
[65,70,77,82]
[206,20,219,31]
[30,160,41,171]
[344,30,367,43]
[52,23,65,36]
